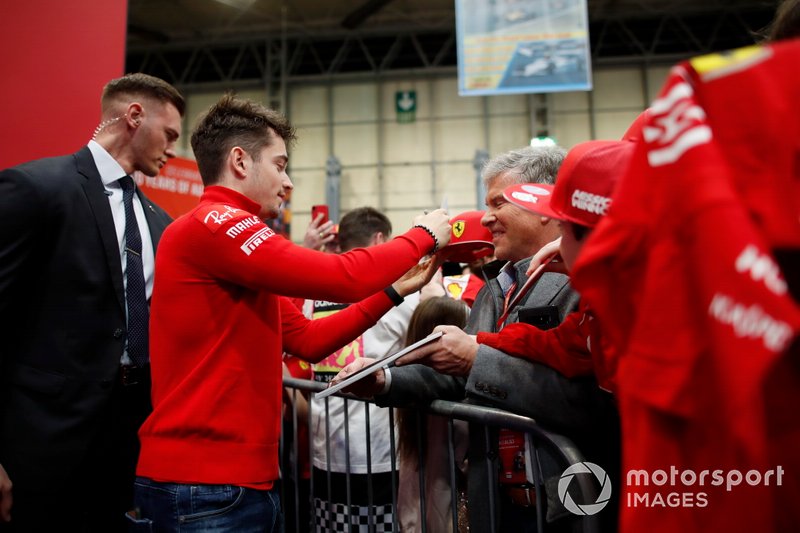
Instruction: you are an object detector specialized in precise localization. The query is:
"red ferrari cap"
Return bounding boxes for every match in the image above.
[439,210,494,262]
[503,183,557,218]
[503,140,635,228]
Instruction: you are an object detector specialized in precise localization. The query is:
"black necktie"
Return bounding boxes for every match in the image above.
[119,176,149,367]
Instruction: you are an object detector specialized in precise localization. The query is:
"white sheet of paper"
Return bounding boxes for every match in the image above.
[314,330,444,400]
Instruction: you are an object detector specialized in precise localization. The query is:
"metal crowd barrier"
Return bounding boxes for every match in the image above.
[281,376,601,533]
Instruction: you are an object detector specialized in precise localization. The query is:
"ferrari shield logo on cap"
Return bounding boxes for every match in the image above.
[440,210,494,262]
[453,220,466,238]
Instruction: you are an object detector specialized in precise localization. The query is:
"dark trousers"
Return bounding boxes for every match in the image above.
[1,374,151,533]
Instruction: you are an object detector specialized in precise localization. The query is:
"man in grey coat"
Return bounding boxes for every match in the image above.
[334,145,618,532]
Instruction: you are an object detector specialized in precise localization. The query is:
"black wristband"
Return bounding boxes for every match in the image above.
[413,224,439,253]
[383,286,405,306]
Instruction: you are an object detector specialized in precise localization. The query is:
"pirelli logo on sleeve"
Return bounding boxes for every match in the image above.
[240,226,275,256]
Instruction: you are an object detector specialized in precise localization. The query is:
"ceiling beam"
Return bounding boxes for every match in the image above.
[341,0,396,30]
[126,4,777,86]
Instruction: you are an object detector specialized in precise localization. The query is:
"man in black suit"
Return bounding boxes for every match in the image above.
[0,73,184,531]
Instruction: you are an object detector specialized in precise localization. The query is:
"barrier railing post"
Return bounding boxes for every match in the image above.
[283,376,602,533]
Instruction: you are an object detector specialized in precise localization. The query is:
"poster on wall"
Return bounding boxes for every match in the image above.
[455,0,592,96]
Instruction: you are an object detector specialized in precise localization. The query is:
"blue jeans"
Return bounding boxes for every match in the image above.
[127,476,283,532]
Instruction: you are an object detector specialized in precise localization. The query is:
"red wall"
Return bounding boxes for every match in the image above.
[0,0,128,169]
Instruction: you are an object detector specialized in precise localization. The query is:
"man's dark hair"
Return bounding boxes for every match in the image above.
[337,207,392,251]
[102,73,185,116]
[191,93,297,186]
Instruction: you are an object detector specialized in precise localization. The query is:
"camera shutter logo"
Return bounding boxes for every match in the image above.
[558,462,612,515]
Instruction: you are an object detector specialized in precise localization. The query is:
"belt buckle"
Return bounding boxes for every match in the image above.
[120,364,141,386]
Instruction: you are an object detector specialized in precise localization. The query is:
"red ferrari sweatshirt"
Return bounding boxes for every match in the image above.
[572,41,800,533]
[137,186,434,489]
[476,304,617,393]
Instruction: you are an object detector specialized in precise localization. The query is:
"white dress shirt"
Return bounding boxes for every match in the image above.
[88,140,156,363]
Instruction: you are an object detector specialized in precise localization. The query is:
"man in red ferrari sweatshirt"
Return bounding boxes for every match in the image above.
[129,94,451,532]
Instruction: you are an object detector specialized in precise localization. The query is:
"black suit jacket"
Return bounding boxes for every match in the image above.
[0,146,172,490]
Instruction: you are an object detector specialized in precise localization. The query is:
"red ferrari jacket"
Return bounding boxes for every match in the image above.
[476,305,617,393]
[137,186,435,490]
[572,40,800,532]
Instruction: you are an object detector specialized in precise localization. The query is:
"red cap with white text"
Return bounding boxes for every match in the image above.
[502,183,557,218]
[503,140,634,228]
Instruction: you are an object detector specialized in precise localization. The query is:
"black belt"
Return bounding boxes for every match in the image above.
[119,364,149,387]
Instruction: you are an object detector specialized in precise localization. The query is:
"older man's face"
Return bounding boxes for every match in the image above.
[480,172,546,263]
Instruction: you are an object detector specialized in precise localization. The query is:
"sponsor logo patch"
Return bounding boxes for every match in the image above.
[225,216,262,239]
[690,45,771,82]
[708,293,793,352]
[645,80,712,167]
[194,204,242,233]
[453,220,466,238]
[240,226,275,256]
[571,189,611,216]
[734,245,787,296]
[511,191,540,204]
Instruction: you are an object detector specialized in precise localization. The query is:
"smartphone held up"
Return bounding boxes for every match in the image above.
[311,204,329,224]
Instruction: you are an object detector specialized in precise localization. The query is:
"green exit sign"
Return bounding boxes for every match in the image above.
[395,91,417,123]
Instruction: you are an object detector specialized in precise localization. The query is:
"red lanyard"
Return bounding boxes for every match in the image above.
[496,280,518,331]
[494,258,553,330]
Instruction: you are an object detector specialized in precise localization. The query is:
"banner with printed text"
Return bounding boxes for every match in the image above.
[134,157,204,219]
